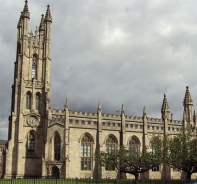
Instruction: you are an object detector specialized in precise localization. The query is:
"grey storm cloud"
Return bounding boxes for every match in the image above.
[1,0,197,139]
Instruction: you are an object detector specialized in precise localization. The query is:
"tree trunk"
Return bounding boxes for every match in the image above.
[134,173,139,184]
[186,172,192,184]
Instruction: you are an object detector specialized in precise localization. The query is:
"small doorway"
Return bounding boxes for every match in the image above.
[52,166,60,179]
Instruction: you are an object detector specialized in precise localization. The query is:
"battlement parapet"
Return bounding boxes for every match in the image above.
[69,118,97,127]
[69,111,97,118]
[51,109,64,114]
[147,117,163,123]
[102,113,120,119]
[102,120,121,127]
[170,120,182,124]
[125,115,143,121]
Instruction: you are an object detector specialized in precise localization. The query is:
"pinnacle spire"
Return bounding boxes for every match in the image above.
[98,101,102,112]
[45,4,52,23]
[39,14,45,31]
[65,98,69,108]
[161,94,170,113]
[193,110,196,123]
[183,86,193,106]
[143,106,147,117]
[21,0,30,19]
[23,0,29,13]
[121,104,125,114]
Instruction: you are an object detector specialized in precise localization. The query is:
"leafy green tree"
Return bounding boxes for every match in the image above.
[165,128,197,183]
[95,136,163,184]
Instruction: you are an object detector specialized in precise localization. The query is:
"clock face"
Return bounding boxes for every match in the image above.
[28,116,37,127]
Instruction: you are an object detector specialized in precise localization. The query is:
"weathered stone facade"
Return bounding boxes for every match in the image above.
[0,140,7,178]
[4,0,197,180]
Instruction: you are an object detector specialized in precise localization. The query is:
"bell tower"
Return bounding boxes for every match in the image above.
[5,0,52,178]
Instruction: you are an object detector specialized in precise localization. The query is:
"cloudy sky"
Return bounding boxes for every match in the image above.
[1,0,197,139]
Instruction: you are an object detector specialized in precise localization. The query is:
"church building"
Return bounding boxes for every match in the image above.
[4,0,196,179]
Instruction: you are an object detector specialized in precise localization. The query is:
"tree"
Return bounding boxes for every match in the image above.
[95,136,163,184]
[165,127,197,183]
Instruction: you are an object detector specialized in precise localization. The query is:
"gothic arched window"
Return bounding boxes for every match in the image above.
[129,137,140,153]
[54,132,61,161]
[105,135,117,170]
[26,91,31,110]
[27,132,35,155]
[35,92,41,111]
[32,55,37,79]
[106,136,116,153]
[81,134,92,170]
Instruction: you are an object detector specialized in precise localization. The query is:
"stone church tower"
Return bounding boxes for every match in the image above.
[4,0,197,180]
[5,1,52,178]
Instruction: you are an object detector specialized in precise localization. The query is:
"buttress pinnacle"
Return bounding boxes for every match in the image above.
[23,0,29,13]
[183,86,193,106]
[161,94,170,113]
[39,14,45,31]
[21,0,30,19]
[45,5,52,23]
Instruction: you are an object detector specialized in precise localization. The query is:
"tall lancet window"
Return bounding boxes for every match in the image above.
[105,135,117,171]
[54,132,61,161]
[81,134,92,170]
[32,55,37,79]
[27,132,35,155]
[26,91,31,110]
[35,92,41,111]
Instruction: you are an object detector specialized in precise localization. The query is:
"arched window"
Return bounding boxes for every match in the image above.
[27,132,35,155]
[81,134,92,170]
[32,55,37,79]
[35,92,41,111]
[129,137,140,153]
[105,135,117,170]
[54,132,61,161]
[26,91,31,110]
[106,135,116,153]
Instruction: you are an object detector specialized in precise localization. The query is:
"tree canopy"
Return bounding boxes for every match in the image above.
[95,136,163,183]
[165,128,197,183]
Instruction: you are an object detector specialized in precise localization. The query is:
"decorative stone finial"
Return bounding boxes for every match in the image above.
[23,0,29,13]
[65,98,69,108]
[143,106,146,117]
[98,102,102,112]
[193,110,196,122]
[45,4,52,23]
[20,0,30,19]
[183,86,193,106]
[39,14,45,31]
[121,104,125,114]
[161,93,170,113]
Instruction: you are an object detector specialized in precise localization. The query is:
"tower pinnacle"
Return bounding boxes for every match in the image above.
[45,4,52,23]
[161,94,170,120]
[161,94,170,113]
[143,106,147,117]
[21,0,30,19]
[97,102,102,112]
[183,86,193,106]
[39,14,45,31]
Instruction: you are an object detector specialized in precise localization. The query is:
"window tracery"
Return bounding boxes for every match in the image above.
[81,134,92,170]
[54,132,61,161]
[27,132,35,155]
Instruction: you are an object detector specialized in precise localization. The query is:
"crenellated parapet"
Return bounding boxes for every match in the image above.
[50,105,184,134]
[69,111,97,118]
